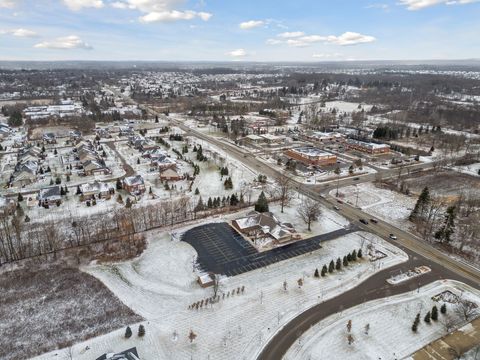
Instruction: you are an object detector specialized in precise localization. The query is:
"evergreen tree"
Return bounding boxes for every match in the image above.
[410,187,430,221]
[336,257,342,270]
[358,249,363,258]
[254,191,269,213]
[434,206,456,243]
[116,178,122,190]
[424,311,431,323]
[347,253,352,262]
[76,185,82,195]
[440,303,447,314]
[207,197,213,208]
[321,265,327,276]
[125,326,132,338]
[431,306,439,321]
[138,324,145,337]
[17,193,23,202]
[195,188,200,195]
[343,256,348,267]
[125,198,132,208]
[352,250,357,261]
[314,268,319,278]
[328,260,335,273]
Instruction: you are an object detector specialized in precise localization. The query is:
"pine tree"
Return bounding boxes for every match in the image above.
[76,185,82,195]
[336,257,342,270]
[424,311,431,323]
[328,260,335,273]
[410,187,430,221]
[431,306,438,321]
[440,303,447,314]
[321,265,327,276]
[125,198,132,208]
[17,193,23,202]
[254,191,269,213]
[207,197,213,208]
[434,206,456,243]
[343,256,348,267]
[347,253,352,262]
[195,188,200,195]
[125,326,132,338]
[358,249,363,258]
[116,178,122,190]
[352,250,357,261]
[138,324,145,337]
[314,268,320,278]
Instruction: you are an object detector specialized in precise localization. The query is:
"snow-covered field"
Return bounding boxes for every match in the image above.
[34,224,407,360]
[333,182,416,231]
[452,162,480,177]
[285,280,480,360]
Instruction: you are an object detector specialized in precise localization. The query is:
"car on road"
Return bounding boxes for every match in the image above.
[337,199,343,204]
[334,206,340,211]
[353,177,360,181]
[370,218,378,224]
[389,234,398,240]
[359,219,369,225]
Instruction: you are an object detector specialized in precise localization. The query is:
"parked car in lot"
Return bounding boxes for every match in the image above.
[359,219,369,225]
[370,218,378,224]
[389,234,397,240]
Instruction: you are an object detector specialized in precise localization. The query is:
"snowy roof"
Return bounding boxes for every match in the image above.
[347,139,390,150]
[38,186,61,200]
[290,147,333,157]
[233,211,294,241]
[80,181,113,194]
[124,175,144,186]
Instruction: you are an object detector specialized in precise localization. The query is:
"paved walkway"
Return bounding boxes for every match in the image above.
[412,317,480,360]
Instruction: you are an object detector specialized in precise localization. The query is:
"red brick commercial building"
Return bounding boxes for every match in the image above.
[285,147,337,166]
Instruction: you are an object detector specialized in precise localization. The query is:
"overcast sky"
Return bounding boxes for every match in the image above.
[0,0,479,61]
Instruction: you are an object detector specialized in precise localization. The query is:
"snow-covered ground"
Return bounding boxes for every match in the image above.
[452,162,480,177]
[33,224,407,360]
[285,280,480,360]
[332,182,416,231]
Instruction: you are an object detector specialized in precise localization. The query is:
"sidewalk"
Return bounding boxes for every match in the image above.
[412,317,480,360]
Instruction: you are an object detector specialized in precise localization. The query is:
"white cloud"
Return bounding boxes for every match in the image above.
[227,49,247,57]
[0,28,38,37]
[239,20,264,30]
[63,0,104,10]
[277,31,305,38]
[266,38,283,45]
[398,0,479,10]
[140,10,212,22]
[34,35,92,50]
[0,0,18,8]
[269,31,376,47]
[327,32,376,45]
[112,0,212,23]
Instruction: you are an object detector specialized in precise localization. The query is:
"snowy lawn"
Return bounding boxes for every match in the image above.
[34,224,407,360]
[285,280,480,360]
[332,182,417,231]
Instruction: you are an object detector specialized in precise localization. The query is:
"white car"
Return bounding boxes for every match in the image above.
[389,234,397,240]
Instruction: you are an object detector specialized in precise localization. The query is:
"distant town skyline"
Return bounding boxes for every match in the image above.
[1,0,479,61]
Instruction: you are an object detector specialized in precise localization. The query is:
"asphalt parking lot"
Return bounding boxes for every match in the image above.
[182,222,358,277]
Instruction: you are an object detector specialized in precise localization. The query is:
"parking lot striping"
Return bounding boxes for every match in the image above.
[182,223,358,277]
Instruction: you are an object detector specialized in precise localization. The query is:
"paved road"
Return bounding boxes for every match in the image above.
[109,88,480,359]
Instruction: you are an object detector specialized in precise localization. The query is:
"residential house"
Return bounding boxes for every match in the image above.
[79,181,114,200]
[38,185,62,207]
[43,132,57,144]
[69,130,82,142]
[96,348,140,360]
[83,159,110,176]
[12,161,38,186]
[123,175,146,195]
[160,168,183,181]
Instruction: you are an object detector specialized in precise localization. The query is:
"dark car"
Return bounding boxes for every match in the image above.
[353,177,360,181]
[337,199,343,204]
[359,219,369,225]
[370,219,378,224]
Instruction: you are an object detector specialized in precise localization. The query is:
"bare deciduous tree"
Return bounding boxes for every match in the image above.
[297,197,322,231]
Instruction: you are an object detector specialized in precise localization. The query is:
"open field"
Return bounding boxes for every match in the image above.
[0,266,142,360]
